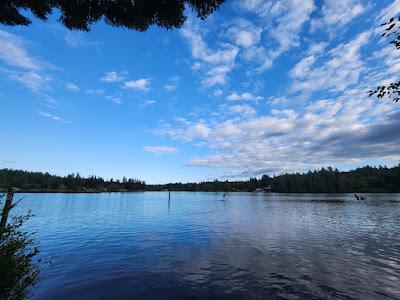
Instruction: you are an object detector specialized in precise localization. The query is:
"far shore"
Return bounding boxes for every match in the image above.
[1,189,261,193]
[1,189,398,194]
[0,189,144,194]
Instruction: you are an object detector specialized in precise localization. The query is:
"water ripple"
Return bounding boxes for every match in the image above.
[11,192,400,299]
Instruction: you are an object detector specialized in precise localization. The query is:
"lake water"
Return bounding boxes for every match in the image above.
[12,192,400,299]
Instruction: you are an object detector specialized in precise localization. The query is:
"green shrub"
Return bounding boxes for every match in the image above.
[0,196,41,300]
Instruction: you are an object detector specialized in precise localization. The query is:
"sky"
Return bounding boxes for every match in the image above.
[1,0,400,184]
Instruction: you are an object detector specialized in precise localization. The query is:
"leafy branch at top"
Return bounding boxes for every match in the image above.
[0,0,226,31]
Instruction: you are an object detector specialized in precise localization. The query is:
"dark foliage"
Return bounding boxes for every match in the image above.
[150,165,400,193]
[149,175,272,192]
[1,165,399,193]
[369,82,400,103]
[0,169,146,192]
[0,0,225,31]
[381,16,400,50]
[369,16,400,103]
[0,200,40,300]
[270,165,400,193]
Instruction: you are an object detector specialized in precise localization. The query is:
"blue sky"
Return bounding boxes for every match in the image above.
[1,0,400,183]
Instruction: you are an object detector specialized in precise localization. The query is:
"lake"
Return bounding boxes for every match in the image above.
[12,192,400,299]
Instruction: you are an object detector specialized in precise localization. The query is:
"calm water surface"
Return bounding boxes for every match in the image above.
[13,192,400,299]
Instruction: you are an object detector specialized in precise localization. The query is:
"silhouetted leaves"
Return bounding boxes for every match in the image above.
[381,16,400,49]
[370,16,400,103]
[0,0,226,31]
[368,82,400,103]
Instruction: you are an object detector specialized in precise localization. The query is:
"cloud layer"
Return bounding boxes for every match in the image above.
[144,146,177,154]
[1,0,399,181]
[155,0,400,177]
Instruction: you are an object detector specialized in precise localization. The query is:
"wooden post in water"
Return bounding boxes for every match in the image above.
[1,187,15,229]
[167,190,170,211]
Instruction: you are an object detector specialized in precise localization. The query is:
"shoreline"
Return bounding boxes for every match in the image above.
[1,190,398,194]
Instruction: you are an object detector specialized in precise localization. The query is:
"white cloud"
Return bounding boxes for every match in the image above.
[227,104,256,116]
[170,75,181,81]
[164,85,176,92]
[225,19,262,48]
[290,42,328,78]
[143,146,177,154]
[101,71,125,83]
[181,23,239,65]
[269,96,293,106]
[164,75,181,91]
[105,95,123,104]
[41,95,58,108]
[155,82,400,177]
[85,88,104,95]
[175,117,192,125]
[0,30,56,92]
[187,155,226,167]
[290,30,371,94]
[214,121,242,137]
[213,89,224,97]
[38,111,70,123]
[226,92,263,101]
[64,31,102,49]
[155,122,211,141]
[238,0,315,71]
[1,160,16,166]
[3,1,399,180]
[187,123,211,139]
[310,0,365,32]
[180,0,314,86]
[0,30,40,70]
[372,46,400,78]
[180,20,239,87]
[2,69,52,91]
[202,65,233,87]
[124,78,150,91]
[139,99,157,110]
[378,0,400,21]
[65,82,80,92]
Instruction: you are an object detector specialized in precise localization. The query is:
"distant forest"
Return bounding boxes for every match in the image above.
[0,165,399,193]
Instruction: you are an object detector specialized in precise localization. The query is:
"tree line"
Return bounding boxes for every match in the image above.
[270,165,400,193]
[1,164,399,193]
[0,169,146,192]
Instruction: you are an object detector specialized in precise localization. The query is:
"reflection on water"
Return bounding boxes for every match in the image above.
[13,192,400,299]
